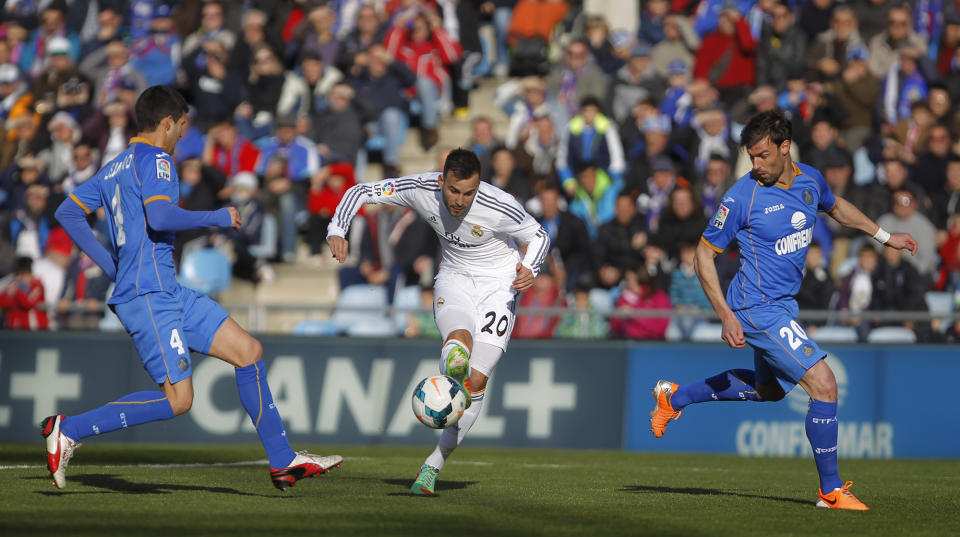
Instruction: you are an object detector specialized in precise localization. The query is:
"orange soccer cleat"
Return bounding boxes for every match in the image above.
[816,481,870,510]
[650,380,682,438]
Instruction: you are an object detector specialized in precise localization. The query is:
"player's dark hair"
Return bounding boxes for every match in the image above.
[740,109,792,150]
[443,148,481,180]
[134,86,189,132]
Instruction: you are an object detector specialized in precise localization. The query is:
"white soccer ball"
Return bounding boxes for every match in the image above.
[411,375,468,429]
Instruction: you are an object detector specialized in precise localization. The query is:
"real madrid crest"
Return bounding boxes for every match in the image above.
[472,225,484,238]
[437,297,445,306]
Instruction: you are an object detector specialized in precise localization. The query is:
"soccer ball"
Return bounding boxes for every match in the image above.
[411,375,468,429]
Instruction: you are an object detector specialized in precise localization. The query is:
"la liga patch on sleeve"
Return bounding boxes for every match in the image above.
[711,204,729,229]
[156,158,171,181]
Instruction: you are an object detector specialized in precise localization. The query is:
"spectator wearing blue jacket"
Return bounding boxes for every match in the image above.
[567,165,622,239]
[19,3,81,80]
[693,0,757,38]
[256,115,320,262]
[131,3,181,87]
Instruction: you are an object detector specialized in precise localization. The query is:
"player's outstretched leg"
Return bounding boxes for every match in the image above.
[41,391,176,488]
[799,360,868,510]
[212,318,342,490]
[235,359,344,490]
[651,370,761,438]
[412,343,499,495]
[412,387,485,495]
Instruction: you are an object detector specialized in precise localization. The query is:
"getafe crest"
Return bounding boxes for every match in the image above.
[802,188,814,205]
[472,225,484,238]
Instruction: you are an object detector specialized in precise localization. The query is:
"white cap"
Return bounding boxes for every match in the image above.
[0,63,20,84]
[47,36,71,56]
[232,171,258,190]
[48,110,77,131]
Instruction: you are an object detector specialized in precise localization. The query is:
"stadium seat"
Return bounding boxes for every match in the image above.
[866,326,917,344]
[812,325,858,343]
[393,285,421,332]
[589,288,614,313]
[292,319,340,337]
[924,291,954,334]
[179,248,232,296]
[665,318,684,341]
[332,284,389,333]
[690,323,723,342]
[346,316,397,337]
[925,291,954,314]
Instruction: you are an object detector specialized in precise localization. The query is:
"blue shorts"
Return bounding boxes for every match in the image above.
[735,300,826,393]
[113,285,229,385]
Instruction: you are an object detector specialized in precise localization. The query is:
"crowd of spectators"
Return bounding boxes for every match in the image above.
[0,0,958,343]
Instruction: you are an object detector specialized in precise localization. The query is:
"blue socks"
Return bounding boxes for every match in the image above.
[235,360,296,469]
[806,399,842,492]
[60,391,174,441]
[671,369,760,410]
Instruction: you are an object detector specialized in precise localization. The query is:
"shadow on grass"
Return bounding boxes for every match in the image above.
[620,485,811,506]
[382,478,479,496]
[30,474,283,498]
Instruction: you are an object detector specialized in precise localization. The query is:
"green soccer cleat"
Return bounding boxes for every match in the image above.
[444,344,472,408]
[410,463,440,496]
[444,344,469,384]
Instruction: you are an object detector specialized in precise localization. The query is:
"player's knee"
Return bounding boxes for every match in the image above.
[237,337,262,367]
[170,393,193,415]
[447,330,473,351]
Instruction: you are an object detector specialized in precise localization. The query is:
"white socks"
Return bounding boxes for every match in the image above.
[424,389,485,471]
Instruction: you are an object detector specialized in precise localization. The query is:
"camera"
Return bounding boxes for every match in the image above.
[62,77,85,95]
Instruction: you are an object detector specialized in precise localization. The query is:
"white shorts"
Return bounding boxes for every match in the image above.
[433,271,518,352]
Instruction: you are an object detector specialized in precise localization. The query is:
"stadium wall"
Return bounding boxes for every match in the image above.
[0,333,956,459]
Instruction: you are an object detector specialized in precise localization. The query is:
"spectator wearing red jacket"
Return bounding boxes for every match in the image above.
[693,7,756,104]
[308,162,357,256]
[203,117,261,200]
[513,265,565,339]
[0,256,49,330]
[385,8,462,150]
[610,264,671,340]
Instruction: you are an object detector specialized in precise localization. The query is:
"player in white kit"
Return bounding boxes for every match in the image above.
[326,149,550,495]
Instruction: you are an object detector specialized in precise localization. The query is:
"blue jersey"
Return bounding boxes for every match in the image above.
[68,137,181,305]
[701,161,836,310]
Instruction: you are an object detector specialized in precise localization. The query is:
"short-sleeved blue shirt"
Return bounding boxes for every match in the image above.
[701,161,836,311]
[68,138,181,305]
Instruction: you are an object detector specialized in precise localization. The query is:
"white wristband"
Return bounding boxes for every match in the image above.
[872,227,891,245]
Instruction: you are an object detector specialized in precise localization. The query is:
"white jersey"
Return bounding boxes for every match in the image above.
[327,172,550,279]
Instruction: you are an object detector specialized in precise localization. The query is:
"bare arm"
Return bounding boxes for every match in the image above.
[827,196,918,255]
[694,238,745,348]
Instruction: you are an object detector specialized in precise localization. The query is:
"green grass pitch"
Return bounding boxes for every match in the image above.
[1,443,957,537]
